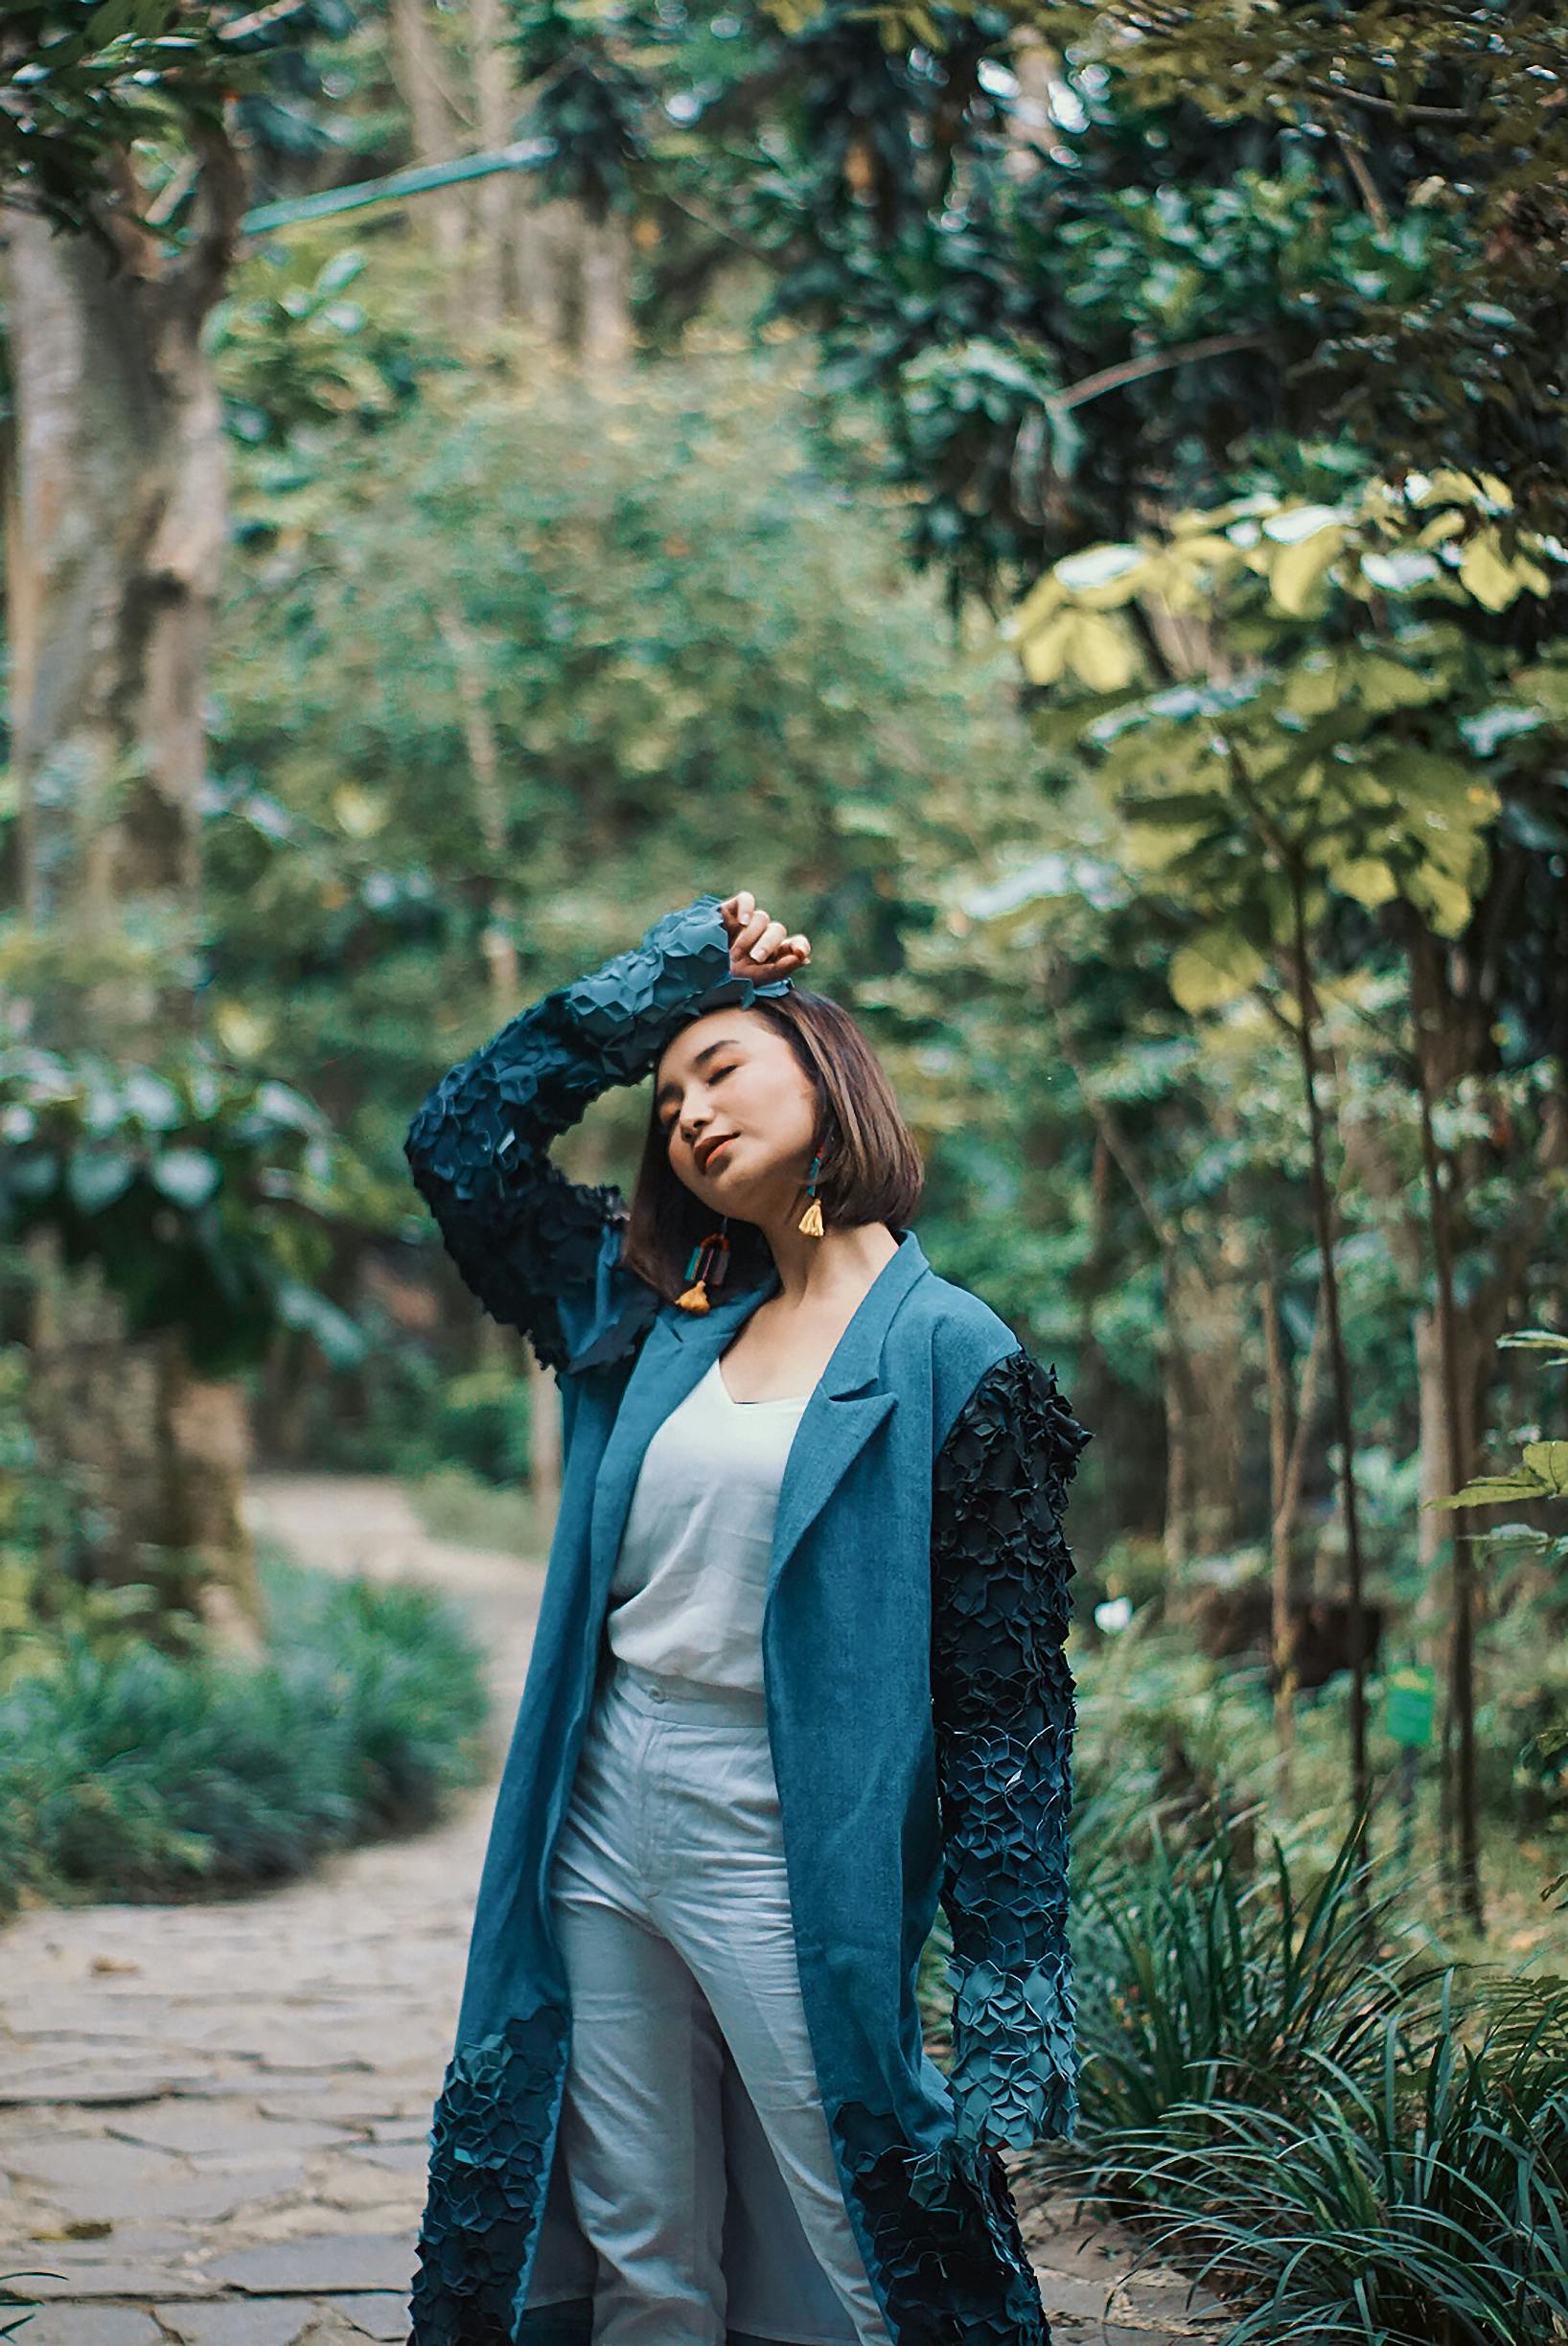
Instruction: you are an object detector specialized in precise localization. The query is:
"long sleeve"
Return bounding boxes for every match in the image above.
[404,893,788,1375]
[929,1345,1092,2151]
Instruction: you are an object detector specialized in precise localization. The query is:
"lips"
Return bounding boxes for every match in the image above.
[697,1134,738,1172]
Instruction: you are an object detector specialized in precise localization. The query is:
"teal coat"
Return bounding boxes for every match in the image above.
[403,897,1090,2346]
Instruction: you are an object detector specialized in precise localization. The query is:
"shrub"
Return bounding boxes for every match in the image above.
[1074,1973,1568,2346]
[0,1547,487,1909]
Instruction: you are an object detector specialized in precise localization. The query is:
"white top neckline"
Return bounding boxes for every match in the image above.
[714,1357,812,1410]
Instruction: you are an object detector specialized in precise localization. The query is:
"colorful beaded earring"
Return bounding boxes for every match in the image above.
[676,1214,731,1313]
[797,1151,824,1238]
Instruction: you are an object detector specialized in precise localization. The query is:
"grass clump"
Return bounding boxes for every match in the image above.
[1054,1789,1568,2346]
[0,1544,488,1913]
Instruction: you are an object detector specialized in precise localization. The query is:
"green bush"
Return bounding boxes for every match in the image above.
[1070,1801,1441,2145]
[289,1342,534,1488]
[1072,1613,1277,1835]
[0,1547,488,1912]
[1053,1791,1568,2346]
[1072,1973,1568,2346]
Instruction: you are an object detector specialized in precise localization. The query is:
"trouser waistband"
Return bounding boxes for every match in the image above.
[602,1650,770,1724]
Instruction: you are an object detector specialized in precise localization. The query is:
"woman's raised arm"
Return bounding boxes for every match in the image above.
[403,892,795,1375]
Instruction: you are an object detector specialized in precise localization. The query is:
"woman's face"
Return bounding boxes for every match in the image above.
[654,1009,819,1220]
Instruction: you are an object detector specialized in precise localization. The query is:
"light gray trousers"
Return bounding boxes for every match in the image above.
[544,1652,894,2346]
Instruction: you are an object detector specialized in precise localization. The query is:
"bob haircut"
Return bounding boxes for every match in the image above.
[620,987,924,1305]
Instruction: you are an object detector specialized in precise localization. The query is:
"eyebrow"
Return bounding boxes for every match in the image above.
[654,1036,743,1116]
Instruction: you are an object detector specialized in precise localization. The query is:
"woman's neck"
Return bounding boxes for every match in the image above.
[760,1218,899,1310]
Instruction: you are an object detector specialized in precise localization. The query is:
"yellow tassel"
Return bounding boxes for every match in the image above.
[677,1280,711,1312]
[797,1197,824,1238]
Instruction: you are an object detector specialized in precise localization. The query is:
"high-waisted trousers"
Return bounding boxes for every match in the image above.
[543,1651,895,2346]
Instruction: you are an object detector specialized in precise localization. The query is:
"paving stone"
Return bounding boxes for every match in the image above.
[289,2318,379,2346]
[0,2078,202,2110]
[0,2306,165,2346]
[1034,2272,1136,2323]
[203,2240,414,2297]
[330,2296,408,2341]
[51,2173,307,2227]
[1117,2278,1232,2324]
[0,2262,219,2300]
[1,2141,183,2195]
[155,2300,333,2346]
[106,2113,348,2160]
[335,2142,427,2177]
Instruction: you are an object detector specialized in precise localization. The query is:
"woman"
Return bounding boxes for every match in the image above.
[403,887,1091,2346]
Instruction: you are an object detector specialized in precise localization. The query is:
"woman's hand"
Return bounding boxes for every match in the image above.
[718,888,812,982]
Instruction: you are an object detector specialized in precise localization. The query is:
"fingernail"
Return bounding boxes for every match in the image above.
[749,943,768,960]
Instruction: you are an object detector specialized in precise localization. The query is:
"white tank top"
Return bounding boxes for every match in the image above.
[606,1356,811,1692]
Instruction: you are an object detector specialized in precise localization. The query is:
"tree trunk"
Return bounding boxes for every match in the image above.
[1162,1253,1248,1564]
[25,1231,262,1649]
[526,1345,562,1542]
[1263,1255,1330,1788]
[388,0,471,322]
[8,152,235,1011]
[5,138,257,1630]
[1287,865,1372,1870]
[578,209,633,372]
[467,0,518,335]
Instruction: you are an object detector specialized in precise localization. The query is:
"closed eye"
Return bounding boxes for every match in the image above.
[660,1065,737,1139]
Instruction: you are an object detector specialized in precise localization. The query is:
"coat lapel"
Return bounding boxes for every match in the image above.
[587,1227,931,1621]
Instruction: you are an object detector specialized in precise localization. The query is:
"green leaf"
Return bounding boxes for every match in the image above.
[1513,661,1568,721]
[151,1149,221,1208]
[1359,549,1441,594]
[1349,653,1444,713]
[1053,542,1149,608]
[65,1149,138,1215]
[1329,858,1400,908]
[1438,1476,1550,1508]
[1458,530,1550,612]
[1521,1440,1568,1497]
[1269,524,1344,617]
[122,1068,183,1130]
[1017,610,1073,685]
[1403,862,1478,938]
[1168,931,1268,1014]
[1065,612,1140,692]
[1261,503,1347,544]
[1498,1331,1568,1359]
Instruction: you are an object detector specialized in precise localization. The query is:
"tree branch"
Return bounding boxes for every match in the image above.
[1049,330,1269,415]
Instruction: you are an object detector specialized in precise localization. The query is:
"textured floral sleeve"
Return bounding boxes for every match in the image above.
[930,1345,1092,2150]
[403,893,787,1374]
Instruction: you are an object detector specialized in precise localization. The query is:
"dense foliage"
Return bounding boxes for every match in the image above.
[0,1539,488,1914]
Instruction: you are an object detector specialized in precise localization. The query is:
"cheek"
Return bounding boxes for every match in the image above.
[737,1067,811,1147]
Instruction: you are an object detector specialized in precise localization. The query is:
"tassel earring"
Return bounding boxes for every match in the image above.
[797,1152,824,1239]
[677,1215,731,1313]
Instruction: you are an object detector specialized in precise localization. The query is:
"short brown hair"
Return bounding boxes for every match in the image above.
[620,987,924,1303]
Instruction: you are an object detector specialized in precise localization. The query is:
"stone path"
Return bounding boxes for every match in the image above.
[1,1473,1231,2346]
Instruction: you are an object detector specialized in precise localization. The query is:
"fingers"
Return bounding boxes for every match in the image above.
[720,893,811,976]
[747,917,788,962]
